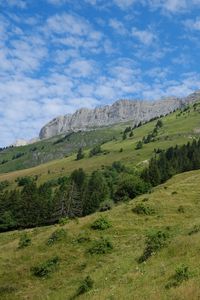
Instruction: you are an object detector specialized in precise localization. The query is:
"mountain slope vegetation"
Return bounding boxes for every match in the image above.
[1,169,200,299]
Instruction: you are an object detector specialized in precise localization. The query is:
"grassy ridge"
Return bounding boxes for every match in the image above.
[1,170,200,299]
[1,104,200,187]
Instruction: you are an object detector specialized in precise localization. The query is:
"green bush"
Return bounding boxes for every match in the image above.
[91,217,111,230]
[58,217,70,226]
[135,140,143,150]
[89,145,102,157]
[114,174,150,202]
[99,199,114,212]
[47,229,66,246]
[18,233,31,249]
[76,232,91,243]
[77,276,94,295]
[138,230,169,263]
[166,265,190,288]
[132,203,155,215]
[88,237,113,255]
[31,256,60,277]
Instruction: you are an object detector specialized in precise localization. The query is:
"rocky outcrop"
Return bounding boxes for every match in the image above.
[39,91,200,140]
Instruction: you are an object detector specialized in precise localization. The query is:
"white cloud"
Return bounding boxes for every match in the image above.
[113,0,137,9]
[148,0,200,13]
[109,19,128,35]
[132,27,156,45]
[1,0,27,9]
[185,18,200,31]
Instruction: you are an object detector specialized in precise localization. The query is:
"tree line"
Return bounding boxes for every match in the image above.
[1,138,200,232]
[142,138,200,186]
[0,162,149,231]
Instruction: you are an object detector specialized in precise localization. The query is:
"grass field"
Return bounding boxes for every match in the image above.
[1,169,200,299]
[1,104,200,187]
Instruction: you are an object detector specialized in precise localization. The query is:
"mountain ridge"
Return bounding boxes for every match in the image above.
[39,90,200,140]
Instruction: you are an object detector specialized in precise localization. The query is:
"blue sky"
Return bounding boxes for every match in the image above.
[0,0,200,147]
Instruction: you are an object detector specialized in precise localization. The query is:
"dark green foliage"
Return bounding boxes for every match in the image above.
[76,148,84,160]
[0,180,9,191]
[135,141,143,150]
[129,130,134,137]
[0,211,16,231]
[83,171,109,215]
[76,232,91,243]
[18,233,31,249]
[112,161,126,173]
[132,203,155,215]
[70,169,86,189]
[99,199,114,212]
[122,132,127,140]
[16,176,33,187]
[138,230,169,263]
[57,176,69,185]
[58,217,70,225]
[142,139,200,187]
[47,228,66,245]
[114,174,150,202]
[188,224,200,235]
[91,216,111,230]
[124,126,132,134]
[1,159,8,165]
[89,145,102,157]
[156,119,163,128]
[12,152,24,160]
[0,284,17,295]
[31,256,60,277]
[88,237,113,255]
[166,265,190,288]
[77,276,94,295]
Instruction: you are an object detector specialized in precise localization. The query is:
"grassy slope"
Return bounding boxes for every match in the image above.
[1,170,200,299]
[0,123,131,173]
[0,105,200,186]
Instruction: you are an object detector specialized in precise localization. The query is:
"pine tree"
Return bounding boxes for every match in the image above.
[76,148,84,160]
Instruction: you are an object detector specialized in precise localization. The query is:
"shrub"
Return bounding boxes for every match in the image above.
[132,203,155,215]
[114,174,150,202]
[76,232,91,243]
[138,230,169,263]
[99,199,114,212]
[89,145,102,157]
[18,233,31,249]
[166,265,190,288]
[47,229,66,246]
[188,224,200,235]
[91,217,111,230]
[177,205,185,213]
[135,141,143,150]
[31,256,60,277]
[88,237,113,255]
[0,284,17,294]
[59,217,70,226]
[16,176,33,187]
[77,276,94,295]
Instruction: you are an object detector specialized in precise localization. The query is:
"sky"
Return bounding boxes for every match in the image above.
[0,0,200,147]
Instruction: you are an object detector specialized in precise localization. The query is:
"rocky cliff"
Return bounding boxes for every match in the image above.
[39,91,200,140]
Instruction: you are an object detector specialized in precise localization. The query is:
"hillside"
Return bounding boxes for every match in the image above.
[0,122,127,174]
[1,102,200,187]
[1,169,200,299]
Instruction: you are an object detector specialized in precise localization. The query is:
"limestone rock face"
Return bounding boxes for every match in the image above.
[39,91,200,140]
